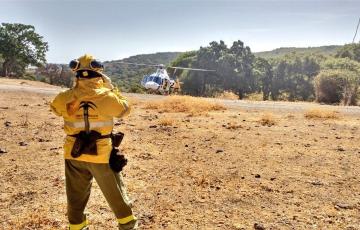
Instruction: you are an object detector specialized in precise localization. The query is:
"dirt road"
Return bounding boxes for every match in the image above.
[1,78,359,114]
[0,78,62,95]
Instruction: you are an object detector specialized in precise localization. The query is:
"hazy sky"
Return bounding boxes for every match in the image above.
[1,0,359,63]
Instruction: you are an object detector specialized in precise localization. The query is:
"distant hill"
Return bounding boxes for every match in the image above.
[104,52,182,92]
[255,45,342,59]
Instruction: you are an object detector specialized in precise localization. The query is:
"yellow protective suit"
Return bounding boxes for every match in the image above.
[50,78,130,163]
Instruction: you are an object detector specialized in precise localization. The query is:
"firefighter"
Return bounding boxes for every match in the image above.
[50,54,138,230]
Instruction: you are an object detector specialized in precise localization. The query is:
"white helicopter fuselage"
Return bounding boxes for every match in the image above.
[119,61,214,94]
[141,68,174,94]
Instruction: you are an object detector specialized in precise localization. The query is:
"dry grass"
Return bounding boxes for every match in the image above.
[286,113,295,119]
[128,97,141,106]
[245,93,263,101]
[215,91,238,100]
[144,95,225,115]
[20,113,30,127]
[258,113,277,126]
[224,122,243,129]
[14,212,62,229]
[158,117,175,126]
[304,108,340,120]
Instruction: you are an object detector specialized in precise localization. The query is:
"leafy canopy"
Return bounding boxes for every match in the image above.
[0,23,48,76]
[335,43,360,62]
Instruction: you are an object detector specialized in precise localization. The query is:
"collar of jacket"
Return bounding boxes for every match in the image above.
[73,78,111,99]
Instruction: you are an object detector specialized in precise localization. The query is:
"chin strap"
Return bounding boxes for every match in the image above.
[101,74,114,89]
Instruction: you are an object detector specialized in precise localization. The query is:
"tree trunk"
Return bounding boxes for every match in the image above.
[237,89,243,99]
[2,60,9,77]
[342,83,350,105]
[349,84,358,106]
[262,84,270,100]
[262,90,268,101]
[49,73,54,85]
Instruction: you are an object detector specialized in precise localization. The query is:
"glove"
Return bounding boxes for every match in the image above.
[109,148,127,172]
[66,96,80,116]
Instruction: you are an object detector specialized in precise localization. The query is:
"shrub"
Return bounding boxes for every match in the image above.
[314,70,344,104]
[158,117,175,126]
[335,43,360,62]
[258,113,277,126]
[304,108,340,119]
[314,69,359,105]
[245,93,263,101]
[144,95,225,115]
[23,73,36,81]
[215,91,238,100]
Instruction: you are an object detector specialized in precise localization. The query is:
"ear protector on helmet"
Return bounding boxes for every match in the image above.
[69,59,80,71]
[89,60,104,70]
[69,59,104,72]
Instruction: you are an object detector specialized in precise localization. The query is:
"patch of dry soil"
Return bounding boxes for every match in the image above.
[1,82,360,229]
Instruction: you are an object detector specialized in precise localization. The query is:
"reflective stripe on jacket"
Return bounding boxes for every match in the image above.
[50,78,130,163]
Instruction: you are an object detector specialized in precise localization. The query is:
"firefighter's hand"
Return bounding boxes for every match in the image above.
[66,97,81,116]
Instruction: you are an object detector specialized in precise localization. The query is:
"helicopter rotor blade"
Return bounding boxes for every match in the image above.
[116,61,160,67]
[169,66,216,72]
[114,61,215,72]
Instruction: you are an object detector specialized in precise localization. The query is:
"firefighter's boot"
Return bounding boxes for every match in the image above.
[118,218,138,230]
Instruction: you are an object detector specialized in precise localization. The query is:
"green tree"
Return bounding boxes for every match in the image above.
[270,54,320,101]
[229,40,256,95]
[175,41,228,96]
[174,40,257,98]
[0,23,48,77]
[335,43,360,62]
[168,51,197,78]
[253,57,272,100]
[322,57,360,72]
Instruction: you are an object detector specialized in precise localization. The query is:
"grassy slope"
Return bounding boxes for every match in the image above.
[255,45,342,59]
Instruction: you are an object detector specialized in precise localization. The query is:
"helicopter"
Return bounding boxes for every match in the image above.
[118,62,215,95]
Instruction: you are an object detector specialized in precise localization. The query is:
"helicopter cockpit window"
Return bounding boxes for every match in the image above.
[153,76,162,85]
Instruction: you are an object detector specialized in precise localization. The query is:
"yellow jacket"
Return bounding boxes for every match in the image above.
[50,78,130,163]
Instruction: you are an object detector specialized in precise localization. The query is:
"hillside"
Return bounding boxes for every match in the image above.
[104,52,182,92]
[255,45,342,59]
